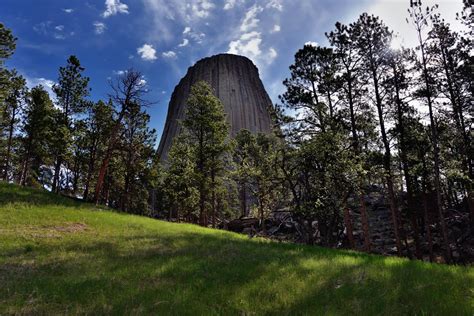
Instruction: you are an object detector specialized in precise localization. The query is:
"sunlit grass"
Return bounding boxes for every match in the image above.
[0,182,473,315]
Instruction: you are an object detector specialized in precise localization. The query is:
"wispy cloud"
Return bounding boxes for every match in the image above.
[271,24,280,33]
[162,51,177,59]
[178,39,189,47]
[93,22,107,34]
[227,3,279,68]
[102,0,129,18]
[33,21,71,40]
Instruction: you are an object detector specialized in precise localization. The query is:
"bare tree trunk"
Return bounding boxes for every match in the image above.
[417,24,452,263]
[52,158,62,193]
[343,205,355,249]
[359,193,371,252]
[346,71,371,252]
[94,118,123,204]
[3,112,16,181]
[421,159,435,262]
[211,168,216,228]
[371,62,403,256]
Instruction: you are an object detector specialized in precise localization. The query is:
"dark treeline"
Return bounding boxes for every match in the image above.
[0,27,159,213]
[0,1,472,264]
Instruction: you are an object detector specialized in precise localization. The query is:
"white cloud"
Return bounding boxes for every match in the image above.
[228,31,262,58]
[223,0,246,10]
[25,77,56,102]
[266,0,283,11]
[183,26,191,34]
[180,27,205,44]
[240,5,263,32]
[223,0,236,10]
[139,78,147,86]
[190,31,205,43]
[268,47,277,60]
[305,41,318,47]
[34,21,69,40]
[141,0,217,42]
[189,0,215,19]
[63,8,74,13]
[271,24,280,33]
[137,44,157,61]
[102,0,129,18]
[113,70,126,75]
[93,22,106,34]
[227,2,279,68]
[162,51,177,58]
[178,38,189,47]
[366,0,464,49]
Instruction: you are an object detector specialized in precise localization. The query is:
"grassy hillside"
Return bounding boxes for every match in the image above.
[0,182,472,315]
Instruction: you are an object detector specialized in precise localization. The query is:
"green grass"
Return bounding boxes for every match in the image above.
[0,182,473,315]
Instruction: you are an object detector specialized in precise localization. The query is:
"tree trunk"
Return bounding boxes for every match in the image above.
[52,157,62,193]
[343,204,355,249]
[94,114,124,204]
[419,38,452,263]
[211,169,216,228]
[359,193,371,252]
[371,62,402,256]
[83,144,97,201]
[3,109,16,181]
[392,63,422,259]
[346,69,371,252]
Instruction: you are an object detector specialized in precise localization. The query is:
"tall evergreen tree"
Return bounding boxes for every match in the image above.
[408,0,452,262]
[19,85,54,186]
[352,13,404,255]
[1,70,26,181]
[327,23,373,251]
[165,134,199,221]
[0,23,16,101]
[82,100,114,201]
[51,55,90,193]
[182,81,230,226]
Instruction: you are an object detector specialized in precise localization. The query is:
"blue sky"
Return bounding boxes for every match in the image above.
[1,0,463,140]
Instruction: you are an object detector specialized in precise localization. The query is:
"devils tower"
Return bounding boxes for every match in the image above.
[157,53,274,160]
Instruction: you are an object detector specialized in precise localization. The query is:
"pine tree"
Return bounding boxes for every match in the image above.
[1,70,27,181]
[327,23,373,251]
[82,100,113,201]
[408,0,452,262]
[182,81,230,226]
[352,13,404,256]
[429,15,473,225]
[165,134,199,221]
[94,70,149,204]
[51,55,90,193]
[119,102,157,213]
[0,23,16,101]
[19,85,54,186]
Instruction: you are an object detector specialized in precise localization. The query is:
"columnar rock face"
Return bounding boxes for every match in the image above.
[157,53,274,161]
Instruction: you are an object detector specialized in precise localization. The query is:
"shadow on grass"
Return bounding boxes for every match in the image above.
[0,182,96,209]
[1,227,472,315]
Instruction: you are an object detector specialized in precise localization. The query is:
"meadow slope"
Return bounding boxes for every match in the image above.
[0,182,473,315]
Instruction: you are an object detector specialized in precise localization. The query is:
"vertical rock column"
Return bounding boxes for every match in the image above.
[157,53,274,161]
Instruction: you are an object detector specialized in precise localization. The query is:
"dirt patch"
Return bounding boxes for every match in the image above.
[52,222,88,233]
[4,222,90,238]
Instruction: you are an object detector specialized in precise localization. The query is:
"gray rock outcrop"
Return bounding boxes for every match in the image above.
[157,53,274,161]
